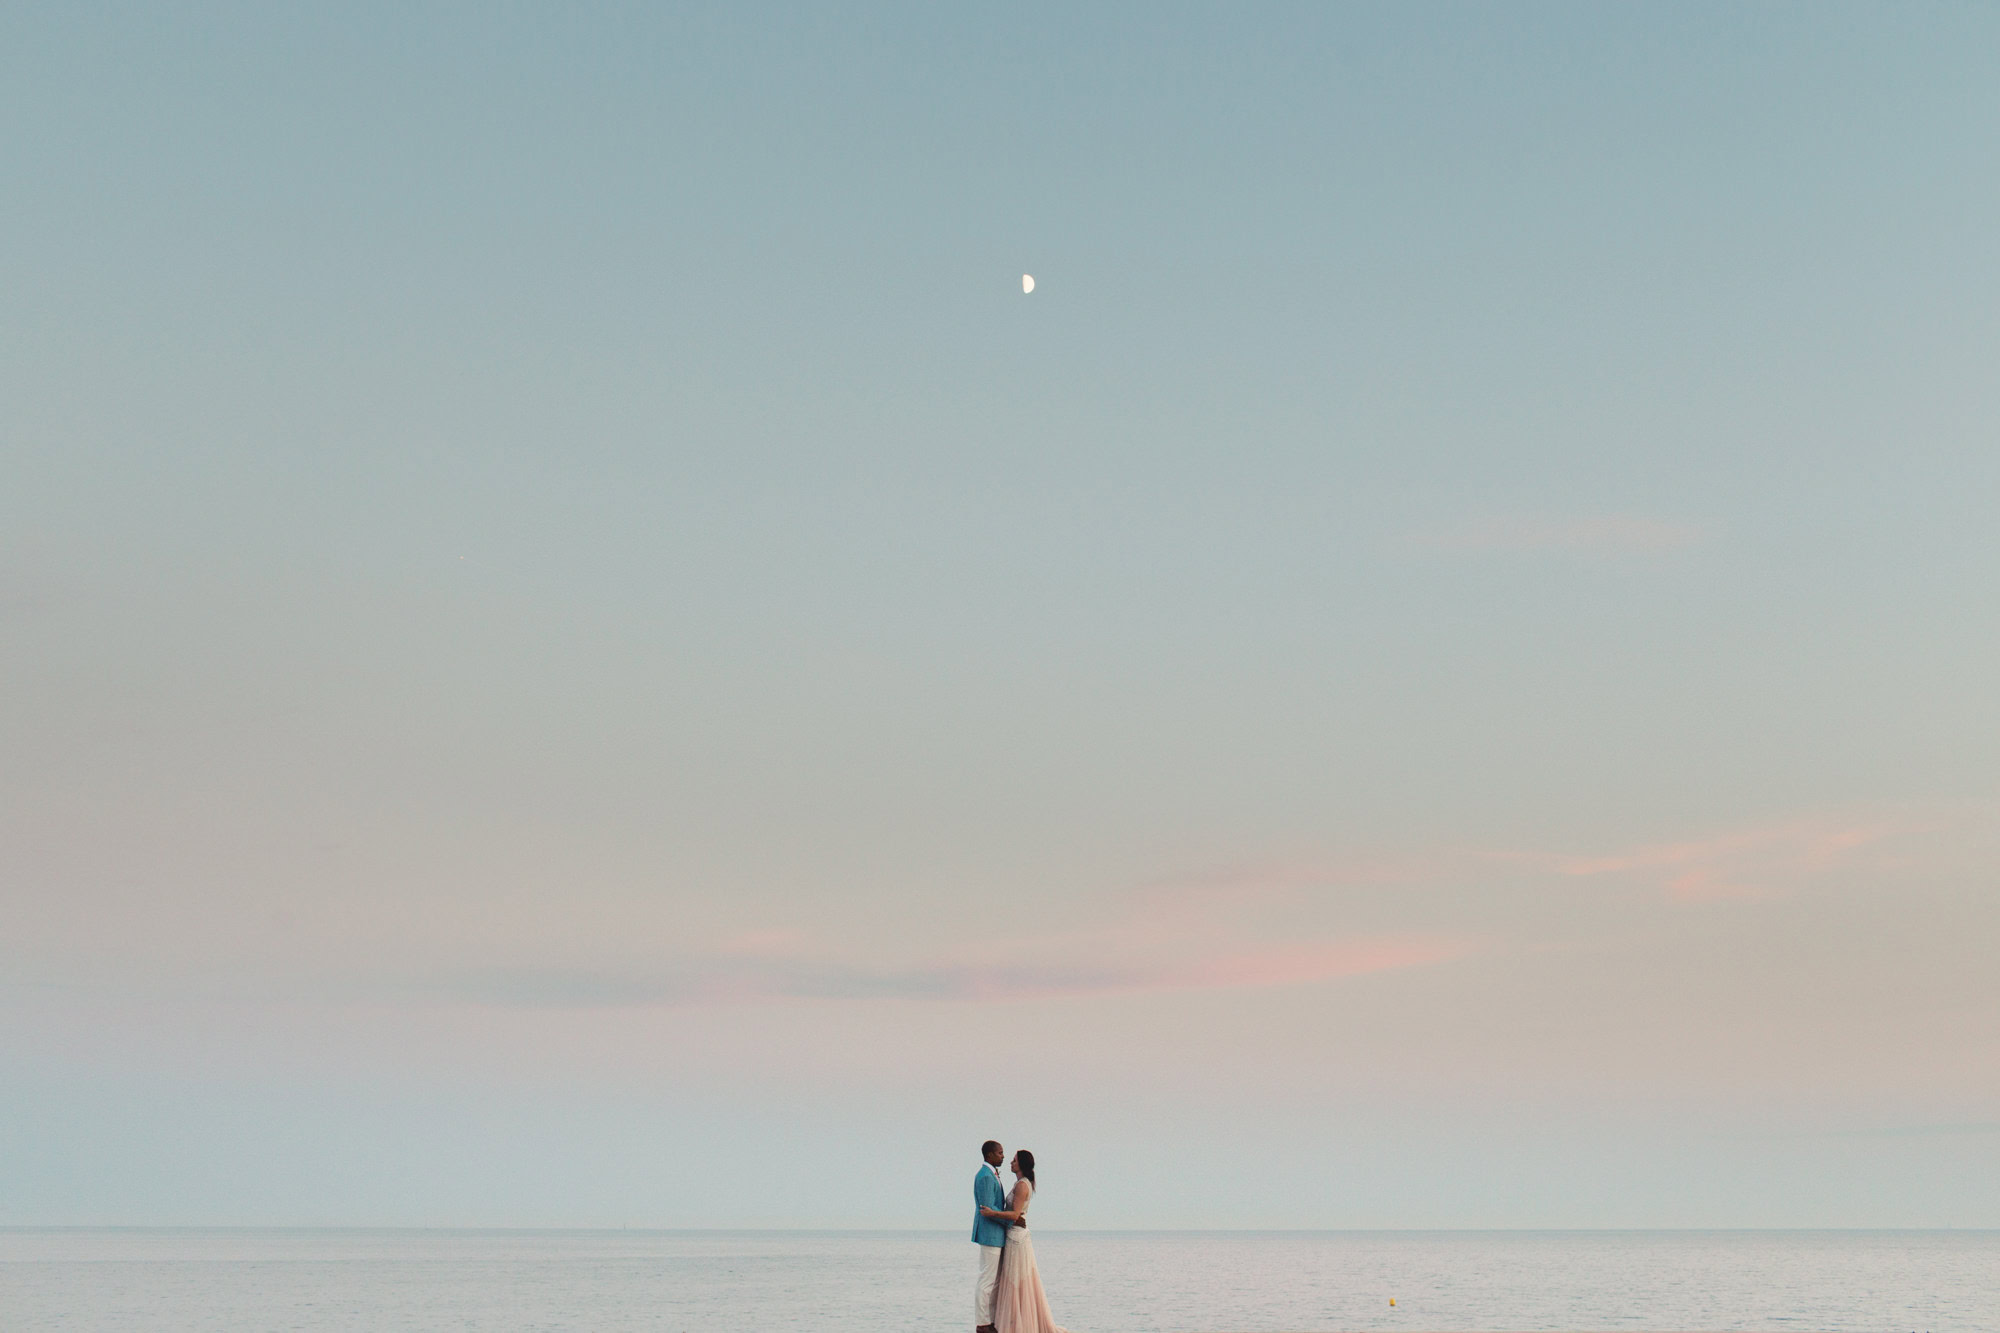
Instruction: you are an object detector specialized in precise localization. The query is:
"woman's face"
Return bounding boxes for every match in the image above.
[1009,1154,1020,1177]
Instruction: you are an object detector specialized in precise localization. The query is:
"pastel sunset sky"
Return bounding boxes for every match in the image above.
[4,3,1998,1227]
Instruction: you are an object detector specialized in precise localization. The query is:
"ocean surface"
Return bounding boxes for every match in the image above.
[2,1228,1992,1332]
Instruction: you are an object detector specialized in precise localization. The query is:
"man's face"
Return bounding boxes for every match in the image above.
[985,1144,1003,1167]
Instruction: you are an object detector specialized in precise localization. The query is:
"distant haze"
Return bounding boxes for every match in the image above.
[3,2,1998,1228]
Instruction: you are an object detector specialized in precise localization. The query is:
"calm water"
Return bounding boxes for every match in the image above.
[2,1228,1992,1332]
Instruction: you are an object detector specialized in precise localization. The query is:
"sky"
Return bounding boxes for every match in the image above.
[3,2,1999,1229]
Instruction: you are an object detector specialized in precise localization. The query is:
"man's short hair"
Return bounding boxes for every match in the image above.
[981,1140,1001,1158]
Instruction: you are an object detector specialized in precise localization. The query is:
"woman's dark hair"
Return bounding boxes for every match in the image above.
[1015,1149,1036,1187]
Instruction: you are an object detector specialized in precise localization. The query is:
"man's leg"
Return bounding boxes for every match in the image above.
[975,1242,1002,1331]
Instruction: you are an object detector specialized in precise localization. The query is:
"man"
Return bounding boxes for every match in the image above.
[972,1139,1011,1333]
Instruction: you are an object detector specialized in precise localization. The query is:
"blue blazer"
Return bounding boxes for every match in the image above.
[972,1164,1010,1246]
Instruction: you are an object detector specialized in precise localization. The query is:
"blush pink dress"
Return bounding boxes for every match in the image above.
[992,1181,1070,1333]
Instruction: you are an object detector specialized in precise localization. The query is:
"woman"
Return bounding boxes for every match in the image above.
[978,1149,1071,1333]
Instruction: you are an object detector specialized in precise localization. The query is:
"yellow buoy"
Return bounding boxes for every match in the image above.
[1389,1298,1396,1306]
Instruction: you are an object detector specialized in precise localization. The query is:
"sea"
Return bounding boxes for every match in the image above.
[2,1228,1992,1332]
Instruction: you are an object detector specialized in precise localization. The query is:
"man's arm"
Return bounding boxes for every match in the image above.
[980,1181,1028,1226]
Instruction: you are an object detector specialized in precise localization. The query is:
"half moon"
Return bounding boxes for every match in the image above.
[1022,274,1034,293]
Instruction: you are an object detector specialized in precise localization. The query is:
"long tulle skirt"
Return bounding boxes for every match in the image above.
[992,1228,1069,1333]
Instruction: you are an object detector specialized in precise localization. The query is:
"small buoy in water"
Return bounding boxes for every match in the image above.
[1389,1298,1396,1306]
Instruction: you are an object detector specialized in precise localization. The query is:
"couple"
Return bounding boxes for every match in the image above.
[971,1139,1070,1333]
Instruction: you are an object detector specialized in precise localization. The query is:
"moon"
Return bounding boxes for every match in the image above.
[1022,274,1034,293]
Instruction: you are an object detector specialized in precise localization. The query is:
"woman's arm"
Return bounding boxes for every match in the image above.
[979,1181,1029,1224]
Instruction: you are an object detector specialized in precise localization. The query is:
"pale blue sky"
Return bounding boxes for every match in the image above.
[4,3,1999,1227]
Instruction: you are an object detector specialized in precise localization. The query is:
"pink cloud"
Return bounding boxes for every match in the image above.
[439,934,1474,1009]
[1546,817,1929,902]
[431,808,1958,1010]
[1168,937,1473,989]
[1192,810,1950,912]
[439,868,1476,1010]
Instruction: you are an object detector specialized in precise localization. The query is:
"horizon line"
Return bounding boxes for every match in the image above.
[8,1224,1995,1235]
